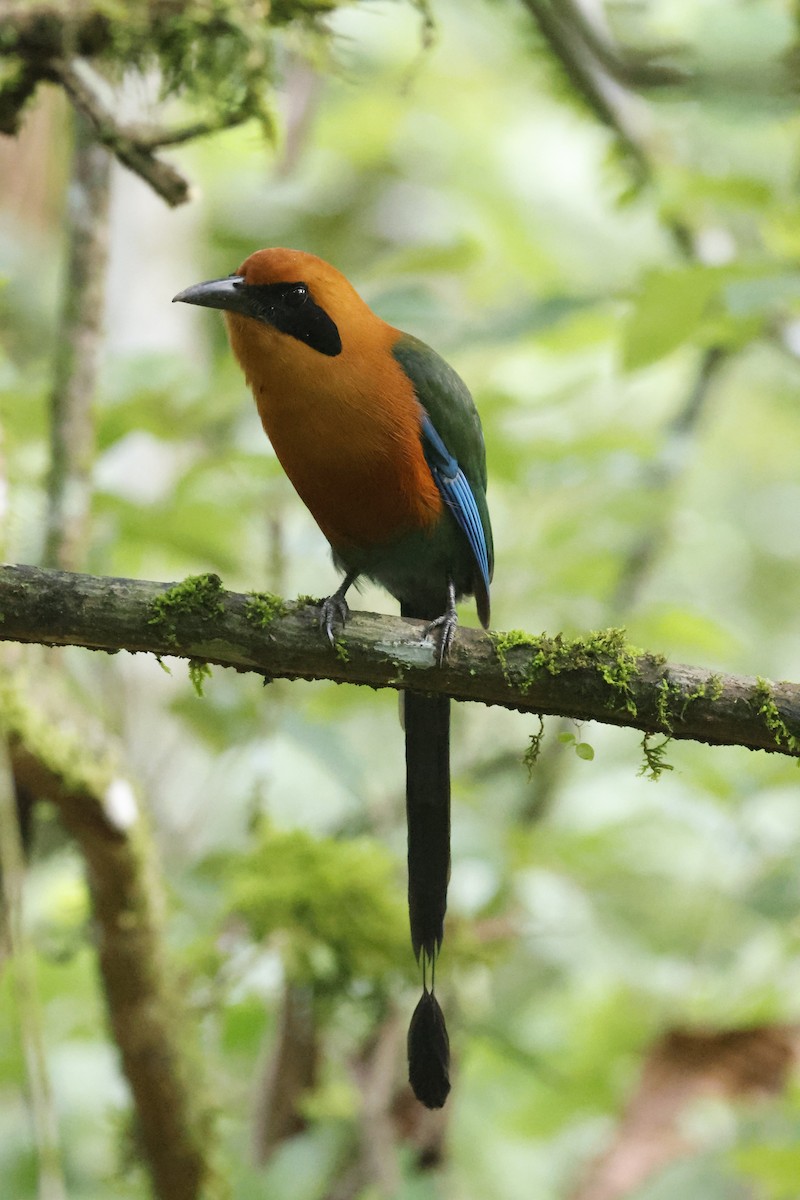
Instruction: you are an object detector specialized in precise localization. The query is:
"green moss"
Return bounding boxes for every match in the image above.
[333,639,350,664]
[220,823,411,990]
[655,673,723,733]
[491,627,643,715]
[244,591,287,629]
[188,660,212,698]
[655,679,673,731]
[490,629,538,677]
[523,716,545,774]
[753,677,800,753]
[638,733,674,781]
[148,574,225,646]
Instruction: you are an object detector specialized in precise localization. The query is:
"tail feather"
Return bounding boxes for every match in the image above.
[407,986,450,1109]
[404,690,451,963]
[401,599,453,1108]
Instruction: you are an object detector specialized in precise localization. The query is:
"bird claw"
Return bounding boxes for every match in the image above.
[319,593,350,646]
[423,581,458,665]
[424,612,458,664]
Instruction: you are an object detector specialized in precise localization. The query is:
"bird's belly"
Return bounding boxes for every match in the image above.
[259,398,441,551]
[289,451,438,548]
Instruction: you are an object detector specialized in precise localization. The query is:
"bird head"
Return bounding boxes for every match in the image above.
[173,248,381,359]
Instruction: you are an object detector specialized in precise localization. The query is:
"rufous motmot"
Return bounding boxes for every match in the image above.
[174,249,493,1108]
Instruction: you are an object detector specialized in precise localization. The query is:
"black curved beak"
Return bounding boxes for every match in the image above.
[172,276,253,317]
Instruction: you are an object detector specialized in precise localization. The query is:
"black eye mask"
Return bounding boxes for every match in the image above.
[236,280,342,357]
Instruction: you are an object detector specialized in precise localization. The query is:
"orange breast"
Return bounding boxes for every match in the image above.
[226,313,442,551]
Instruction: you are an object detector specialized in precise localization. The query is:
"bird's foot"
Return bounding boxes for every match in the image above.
[318,571,358,647]
[319,592,350,646]
[423,581,458,665]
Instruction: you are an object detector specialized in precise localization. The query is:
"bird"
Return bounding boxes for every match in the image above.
[174,248,493,1108]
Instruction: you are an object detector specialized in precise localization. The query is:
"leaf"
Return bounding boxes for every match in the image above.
[622,266,723,370]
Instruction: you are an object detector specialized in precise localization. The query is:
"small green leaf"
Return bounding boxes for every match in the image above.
[575,742,595,761]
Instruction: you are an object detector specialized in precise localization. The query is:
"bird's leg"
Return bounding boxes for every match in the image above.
[423,579,458,665]
[319,569,358,646]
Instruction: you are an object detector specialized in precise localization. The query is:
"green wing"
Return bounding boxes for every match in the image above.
[392,332,494,585]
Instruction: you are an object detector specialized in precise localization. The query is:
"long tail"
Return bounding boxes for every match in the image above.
[403,688,451,1109]
[404,690,451,962]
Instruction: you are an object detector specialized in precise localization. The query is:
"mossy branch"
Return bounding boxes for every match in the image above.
[0,563,797,758]
[6,691,218,1200]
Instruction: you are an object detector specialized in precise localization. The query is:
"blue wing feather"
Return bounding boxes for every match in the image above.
[420,414,491,603]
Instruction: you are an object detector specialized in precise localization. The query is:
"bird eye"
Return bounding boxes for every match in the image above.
[285,283,308,308]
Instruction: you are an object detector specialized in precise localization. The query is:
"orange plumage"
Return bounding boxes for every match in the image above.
[226,249,442,552]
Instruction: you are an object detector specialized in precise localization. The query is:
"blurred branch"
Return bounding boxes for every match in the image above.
[568,1025,799,1200]
[8,715,218,1200]
[521,0,730,588]
[0,564,797,758]
[611,344,727,613]
[0,1,268,205]
[0,732,67,1200]
[558,0,685,89]
[349,1012,404,1196]
[520,0,694,251]
[519,0,666,182]
[251,982,318,1165]
[0,58,192,205]
[50,60,192,206]
[1,63,256,204]
[44,111,110,569]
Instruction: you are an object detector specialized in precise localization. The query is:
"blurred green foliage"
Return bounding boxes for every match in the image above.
[3,0,800,1197]
[218,822,411,989]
